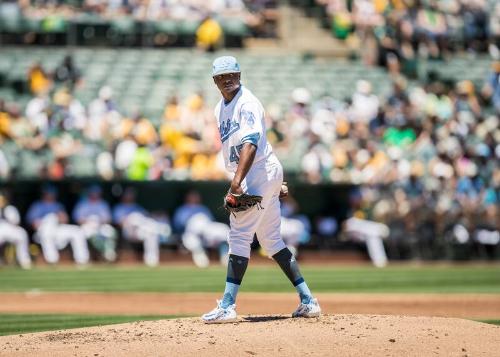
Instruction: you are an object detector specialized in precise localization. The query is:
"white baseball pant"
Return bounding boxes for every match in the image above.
[182,212,230,267]
[122,212,171,267]
[0,221,32,268]
[229,154,287,259]
[183,213,229,248]
[280,217,306,248]
[36,214,89,265]
[80,216,117,262]
[344,217,389,267]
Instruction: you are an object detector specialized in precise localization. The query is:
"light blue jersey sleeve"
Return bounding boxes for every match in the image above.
[239,102,264,148]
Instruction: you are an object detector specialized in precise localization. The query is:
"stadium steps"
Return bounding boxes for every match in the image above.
[277,5,349,57]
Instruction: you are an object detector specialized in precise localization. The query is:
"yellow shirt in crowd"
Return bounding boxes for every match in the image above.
[196,18,223,49]
[29,68,51,95]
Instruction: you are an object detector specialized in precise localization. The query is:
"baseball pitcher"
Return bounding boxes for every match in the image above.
[202,56,321,323]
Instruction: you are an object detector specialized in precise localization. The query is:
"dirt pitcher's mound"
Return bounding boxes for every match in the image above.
[1,315,499,357]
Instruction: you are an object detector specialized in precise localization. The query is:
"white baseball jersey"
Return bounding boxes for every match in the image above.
[214,86,273,173]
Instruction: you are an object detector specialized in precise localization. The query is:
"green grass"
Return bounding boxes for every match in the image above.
[0,265,498,293]
[480,320,500,326]
[0,314,180,336]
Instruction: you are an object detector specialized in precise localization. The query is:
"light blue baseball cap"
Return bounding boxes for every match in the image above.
[212,56,240,77]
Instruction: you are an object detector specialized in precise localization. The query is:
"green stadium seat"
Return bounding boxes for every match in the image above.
[220,18,249,37]
[68,155,97,177]
[22,17,42,32]
[154,20,179,35]
[178,20,200,35]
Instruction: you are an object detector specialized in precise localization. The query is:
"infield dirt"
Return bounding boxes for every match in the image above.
[1,314,500,356]
[1,292,499,319]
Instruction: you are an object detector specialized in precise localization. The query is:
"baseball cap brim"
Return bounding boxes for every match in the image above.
[212,69,240,77]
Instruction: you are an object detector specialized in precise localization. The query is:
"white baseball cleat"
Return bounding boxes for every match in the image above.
[292,298,321,318]
[202,300,237,324]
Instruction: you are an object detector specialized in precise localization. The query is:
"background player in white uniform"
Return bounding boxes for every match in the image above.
[202,56,321,323]
[73,185,117,262]
[26,185,89,265]
[173,190,229,268]
[0,191,31,269]
[113,187,171,267]
[280,194,311,257]
[343,188,388,267]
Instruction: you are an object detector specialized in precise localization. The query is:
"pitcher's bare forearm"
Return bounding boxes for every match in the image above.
[230,143,257,194]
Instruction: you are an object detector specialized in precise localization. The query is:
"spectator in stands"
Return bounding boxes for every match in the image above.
[25,93,50,133]
[351,80,379,123]
[114,134,138,178]
[73,185,117,262]
[489,3,500,57]
[127,142,154,181]
[415,1,448,58]
[462,0,489,53]
[482,61,500,113]
[0,99,11,140]
[7,104,36,148]
[113,187,171,266]
[180,92,211,138]
[173,190,229,268]
[196,15,223,52]
[53,55,81,90]
[287,87,311,141]
[352,0,384,40]
[120,111,158,146]
[26,185,89,265]
[163,95,181,122]
[454,80,482,119]
[50,87,87,133]
[0,191,32,269]
[301,135,332,184]
[87,86,121,141]
[28,62,51,96]
[0,148,9,179]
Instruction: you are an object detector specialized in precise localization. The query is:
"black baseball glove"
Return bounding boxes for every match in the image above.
[224,191,263,214]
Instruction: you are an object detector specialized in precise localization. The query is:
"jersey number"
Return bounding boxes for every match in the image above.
[229,144,243,163]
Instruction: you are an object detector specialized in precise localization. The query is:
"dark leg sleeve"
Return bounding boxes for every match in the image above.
[272,247,304,286]
[226,254,249,285]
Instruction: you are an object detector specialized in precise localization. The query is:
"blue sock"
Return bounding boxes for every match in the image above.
[295,281,313,304]
[272,248,314,304]
[220,282,240,308]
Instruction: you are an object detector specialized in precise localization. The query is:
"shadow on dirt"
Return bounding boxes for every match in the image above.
[241,315,291,323]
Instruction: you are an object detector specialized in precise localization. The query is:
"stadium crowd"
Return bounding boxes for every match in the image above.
[318,0,500,74]
[13,0,264,21]
[0,0,278,37]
